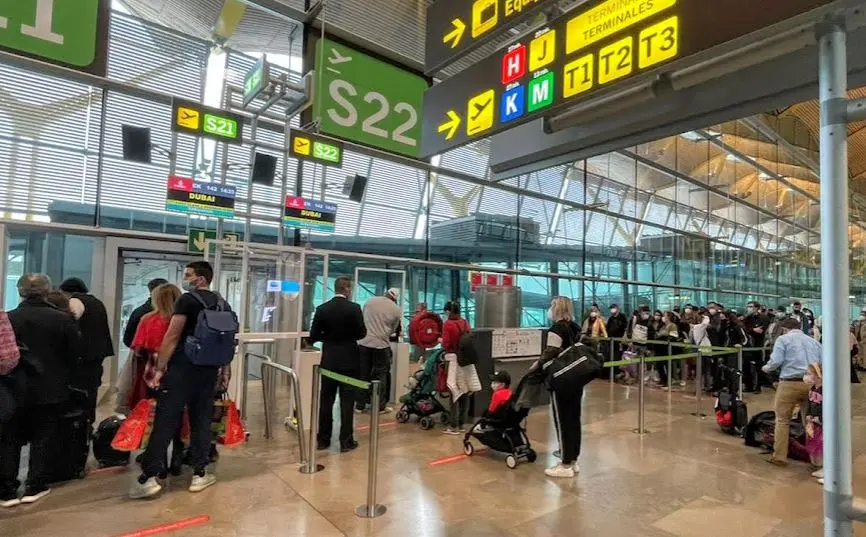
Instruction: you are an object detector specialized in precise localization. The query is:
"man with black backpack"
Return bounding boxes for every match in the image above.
[129,261,238,499]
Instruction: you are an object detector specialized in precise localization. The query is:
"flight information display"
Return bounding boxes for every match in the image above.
[421,0,836,158]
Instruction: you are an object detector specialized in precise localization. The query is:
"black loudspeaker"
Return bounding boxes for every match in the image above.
[251,152,278,185]
[342,174,368,202]
[121,125,151,164]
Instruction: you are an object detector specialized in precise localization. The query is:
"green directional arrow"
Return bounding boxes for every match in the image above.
[187,228,216,254]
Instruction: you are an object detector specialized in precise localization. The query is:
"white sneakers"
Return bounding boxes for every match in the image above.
[189,473,217,493]
[128,477,162,499]
[129,472,216,499]
[545,463,579,478]
[812,468,824,479]
[20,489,51,504]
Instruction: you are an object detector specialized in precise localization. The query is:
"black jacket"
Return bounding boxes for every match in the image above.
[310,296,366,374]
[9,297,84,406]
[123,299,153,348]
[606,313,628,338]
[706,313,728,347]
[743,312,770,347]
[71,292,114,362]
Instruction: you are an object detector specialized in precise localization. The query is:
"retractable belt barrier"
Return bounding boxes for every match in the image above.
[307,367,386,518]
[588,336,770,432]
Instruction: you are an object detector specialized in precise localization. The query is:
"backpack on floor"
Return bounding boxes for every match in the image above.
[743,410,810,462]
[184,292,239,367]
[93,415,131,468]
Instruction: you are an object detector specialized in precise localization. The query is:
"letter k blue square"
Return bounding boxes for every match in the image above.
[501,85,525,123]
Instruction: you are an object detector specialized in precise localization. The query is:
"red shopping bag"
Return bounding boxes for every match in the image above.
[111,399,155,452]
[212,399,246,447]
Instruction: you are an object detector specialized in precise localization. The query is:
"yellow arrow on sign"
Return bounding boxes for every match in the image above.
[443,18,466,48]
[193,232,207,252]
[437,110,461,140]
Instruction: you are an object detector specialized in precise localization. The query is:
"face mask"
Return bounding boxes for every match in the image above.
[708,308,717,315]
[547,307,554,321]
[641,313,650,320]
[183,279,196,292]
[491,381,504,391]
[803,374,815,386]
[654,315,661,321]
[747,307,755,314]
[590,312,597,318]
[860,315,866,321]
[610,308,618,314]
[776,312,786,319]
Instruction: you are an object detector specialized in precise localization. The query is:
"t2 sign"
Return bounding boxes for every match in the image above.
[313,38,428,159]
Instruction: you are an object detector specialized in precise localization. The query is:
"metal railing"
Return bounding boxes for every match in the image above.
[259,357,310,472]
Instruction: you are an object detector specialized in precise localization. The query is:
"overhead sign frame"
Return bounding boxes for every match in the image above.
[289,130,345,168]
[171,99,245,145]
[242,57,270,108]
[424,0,558,74]
[0,0,111,76]
[420,0,838,158]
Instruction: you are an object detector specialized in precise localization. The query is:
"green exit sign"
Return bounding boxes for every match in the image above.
[243,57,269,108]
[0,0,110,76]
[187,229,242,254]
[171,99,244,145]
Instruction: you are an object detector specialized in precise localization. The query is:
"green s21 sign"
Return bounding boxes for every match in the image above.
[313,38,428,159]
[0,0,110,76]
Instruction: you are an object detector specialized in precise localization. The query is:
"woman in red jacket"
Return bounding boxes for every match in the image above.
[128,284,182,410]
[442,301,481,434]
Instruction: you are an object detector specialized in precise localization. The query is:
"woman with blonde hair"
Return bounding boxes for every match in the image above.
[540,296,584,479]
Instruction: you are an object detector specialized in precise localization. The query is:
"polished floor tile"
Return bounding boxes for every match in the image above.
[1,379,863,537]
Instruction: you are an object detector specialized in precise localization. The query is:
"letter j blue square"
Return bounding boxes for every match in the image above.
[501,85,525,123]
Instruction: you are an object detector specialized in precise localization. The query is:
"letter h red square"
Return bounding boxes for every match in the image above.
[501,44,527,85]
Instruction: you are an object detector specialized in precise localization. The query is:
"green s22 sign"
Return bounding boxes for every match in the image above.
[313,38,427,159]
[0,0,109,76]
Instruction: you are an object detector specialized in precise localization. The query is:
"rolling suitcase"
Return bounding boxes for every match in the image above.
[46,388,91,483]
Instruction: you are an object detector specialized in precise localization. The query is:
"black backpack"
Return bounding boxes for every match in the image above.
[456,322,478,367]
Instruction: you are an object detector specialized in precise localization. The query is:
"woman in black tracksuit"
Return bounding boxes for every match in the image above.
[537,296,583,479]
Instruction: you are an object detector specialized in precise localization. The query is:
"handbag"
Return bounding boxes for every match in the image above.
[542,343,602,391]
[212,398,246,447]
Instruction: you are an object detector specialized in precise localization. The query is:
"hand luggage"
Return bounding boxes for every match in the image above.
[93,415,130,468]
[46,407,90,483]
[542,343,601,391]
[743,410,810,462]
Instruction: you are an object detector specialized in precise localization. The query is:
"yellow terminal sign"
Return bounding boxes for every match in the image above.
[293,135,311,156]
[528,29,556,71]
[466,89,496,135]
[566,0,676,54]
[176,106,200,130]
[638,16,679,68]
[472,0,499,38]
[562,53,594,99]
[598,35,634,84]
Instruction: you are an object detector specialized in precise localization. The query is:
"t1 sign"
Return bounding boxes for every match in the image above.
[0,0,110,76]
[313,38,428,159]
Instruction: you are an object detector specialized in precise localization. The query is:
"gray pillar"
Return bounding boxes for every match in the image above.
[817,16,852,537]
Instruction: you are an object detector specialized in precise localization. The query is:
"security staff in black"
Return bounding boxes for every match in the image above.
[59,277,114,426]
[310,276,366,453]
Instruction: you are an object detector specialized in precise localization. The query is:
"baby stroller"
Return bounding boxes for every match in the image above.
[396,349,449,430]
[714,363,748,436]
[462,376,537,469]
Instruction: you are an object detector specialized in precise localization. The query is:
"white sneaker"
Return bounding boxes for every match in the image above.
[818,478,825,485]
[129,477,161,499]
[811,469,824,479]
[20,488,50,504]
[0,497,20,508]
[189,473,216,493]
[378,406,393,415]
[572,463,580,474]
[544,464,576,478]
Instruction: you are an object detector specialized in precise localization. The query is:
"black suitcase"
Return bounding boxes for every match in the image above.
[93,415,130,468]
[46,389,91,483]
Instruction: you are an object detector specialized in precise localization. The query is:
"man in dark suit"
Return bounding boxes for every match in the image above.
[310,276,366,453]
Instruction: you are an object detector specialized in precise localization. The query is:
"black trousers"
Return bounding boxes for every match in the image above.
[552,388,583,465]
[356,346,392,411]
[139,359,218,478]
[0,404,61,494]
[72,362,104,427]
[318,372,356,447]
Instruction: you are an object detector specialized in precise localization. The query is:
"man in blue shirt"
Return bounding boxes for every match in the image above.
[762,317,822,465]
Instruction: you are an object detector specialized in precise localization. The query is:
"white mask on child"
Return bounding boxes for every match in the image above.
[490,381,504,391]
[803,374,815,386]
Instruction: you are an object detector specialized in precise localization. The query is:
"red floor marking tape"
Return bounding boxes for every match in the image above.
[427,449,488,467]
[87,466,129,476]
[355,421,397,433]
[112,515,210,537]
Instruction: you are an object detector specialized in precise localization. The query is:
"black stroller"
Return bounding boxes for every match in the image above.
[462,376,537,469]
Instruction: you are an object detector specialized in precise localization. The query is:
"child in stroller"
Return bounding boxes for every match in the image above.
[396,349,449,430]
[463,371,537,469]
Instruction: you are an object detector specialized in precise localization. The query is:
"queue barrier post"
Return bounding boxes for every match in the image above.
[692,350,706,418]
[608,339,615,382]
[736,347,744,397]
[260,360,309,470]
[667,342,673,391]
[300,365,325,474]
[634,352,648,435]
[356,379,386,518]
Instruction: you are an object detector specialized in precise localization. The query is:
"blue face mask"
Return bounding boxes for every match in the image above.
[183,279,196,292]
